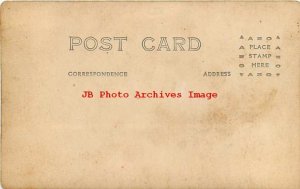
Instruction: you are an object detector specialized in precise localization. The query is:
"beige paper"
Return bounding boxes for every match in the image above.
[1,1,300,188]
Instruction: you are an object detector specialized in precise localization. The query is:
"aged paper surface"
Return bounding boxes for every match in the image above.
[1,1,300,189]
